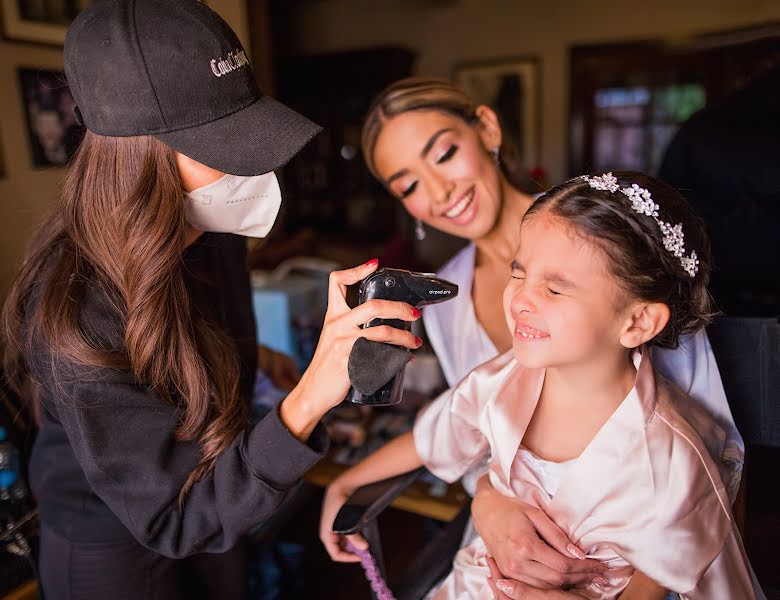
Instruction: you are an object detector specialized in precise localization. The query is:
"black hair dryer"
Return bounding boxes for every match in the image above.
[345,268,458,406]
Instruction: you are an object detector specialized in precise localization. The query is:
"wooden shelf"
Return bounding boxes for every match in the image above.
[305,454,468,523]
[2,580,37,600]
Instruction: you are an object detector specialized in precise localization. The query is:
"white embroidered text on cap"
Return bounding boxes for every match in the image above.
[210,49,249,78]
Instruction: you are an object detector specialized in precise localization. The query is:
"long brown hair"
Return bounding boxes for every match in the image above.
[361,77,526,190]
[2,131,247,503]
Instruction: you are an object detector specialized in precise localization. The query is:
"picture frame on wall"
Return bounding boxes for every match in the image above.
[18,67,83,167]
[0,0,91,45]
[454,56,542,172]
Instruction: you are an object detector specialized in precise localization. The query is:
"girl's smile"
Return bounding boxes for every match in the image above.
[514,322,550,340]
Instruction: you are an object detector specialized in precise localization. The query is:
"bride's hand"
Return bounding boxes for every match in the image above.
[472,475,607,589]
[486,557,588,599]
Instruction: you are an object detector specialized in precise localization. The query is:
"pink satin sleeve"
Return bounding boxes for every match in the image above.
[681,529,767,600]
[413,383,489,484]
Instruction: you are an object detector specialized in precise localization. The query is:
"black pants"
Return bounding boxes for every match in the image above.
[39,524,247,600]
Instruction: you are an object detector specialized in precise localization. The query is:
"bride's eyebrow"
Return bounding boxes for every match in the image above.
[421,128,453,157]
[386,169,408,186]
[385,128,454,186]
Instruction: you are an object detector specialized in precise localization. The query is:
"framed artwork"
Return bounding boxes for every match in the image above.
[18,67,83,167]
[454,56,541,170]
[1,0,91,45]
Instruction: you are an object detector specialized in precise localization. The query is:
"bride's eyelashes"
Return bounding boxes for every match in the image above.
[436,144,458,164]
[400,181,418,198]
[398,144,458,199]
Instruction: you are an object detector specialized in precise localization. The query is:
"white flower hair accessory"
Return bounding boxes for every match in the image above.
[580,173,700,277]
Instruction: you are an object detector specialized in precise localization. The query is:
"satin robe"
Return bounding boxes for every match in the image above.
[423,242,743,501]
[414,350,764,599]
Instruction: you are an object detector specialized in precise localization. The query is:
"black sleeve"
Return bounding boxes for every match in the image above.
[45,374,327,558]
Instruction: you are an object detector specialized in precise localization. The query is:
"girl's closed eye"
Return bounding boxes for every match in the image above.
[509,260,525,281]
[510,260,525,280]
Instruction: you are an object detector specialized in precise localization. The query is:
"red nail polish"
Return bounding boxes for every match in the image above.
[364,258,379,266]
[411,308,421,318]
[415,336,422,347]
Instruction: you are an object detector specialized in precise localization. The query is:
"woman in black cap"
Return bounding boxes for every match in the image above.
[0,1,421,598]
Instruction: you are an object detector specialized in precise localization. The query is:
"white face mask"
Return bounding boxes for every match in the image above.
[184,172,282,238]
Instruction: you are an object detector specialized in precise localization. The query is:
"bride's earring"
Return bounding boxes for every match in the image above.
[492,147,500,166]
[415,218,426,241]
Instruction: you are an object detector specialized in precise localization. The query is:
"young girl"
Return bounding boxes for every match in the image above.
[321,172,764,599]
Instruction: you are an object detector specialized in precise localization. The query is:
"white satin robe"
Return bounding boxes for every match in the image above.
[413,350,764,600]
[423,243,743,500]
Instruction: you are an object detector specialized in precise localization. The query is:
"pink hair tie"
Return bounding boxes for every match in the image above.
[344,540,397,600]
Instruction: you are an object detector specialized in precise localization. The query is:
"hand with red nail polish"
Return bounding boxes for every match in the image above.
[280,259,421,442]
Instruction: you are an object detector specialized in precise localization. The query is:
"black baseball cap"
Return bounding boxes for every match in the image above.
[64,0,321,176]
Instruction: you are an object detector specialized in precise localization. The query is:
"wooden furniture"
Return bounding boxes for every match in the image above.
[1,581,36,600]
[273,47,415,245]
[305,452,468,523]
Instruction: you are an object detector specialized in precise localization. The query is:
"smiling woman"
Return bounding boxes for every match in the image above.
[362,78,534,359]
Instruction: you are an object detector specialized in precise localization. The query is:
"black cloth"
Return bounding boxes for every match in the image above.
[26,233,328,560]
[348,337,411,395]
[39,523,248,600]
[658,64,780,316]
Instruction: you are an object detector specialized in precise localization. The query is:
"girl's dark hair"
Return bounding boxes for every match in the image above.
[524,171,714,349]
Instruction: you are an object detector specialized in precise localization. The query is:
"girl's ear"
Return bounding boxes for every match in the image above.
[619,302,670,349]
[474,105,502,152]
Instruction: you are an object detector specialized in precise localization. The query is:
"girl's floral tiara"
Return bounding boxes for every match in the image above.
[579,173,699,277]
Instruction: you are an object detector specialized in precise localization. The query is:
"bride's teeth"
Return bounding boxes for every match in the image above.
[446,198,466,218]
[445,191,473,218]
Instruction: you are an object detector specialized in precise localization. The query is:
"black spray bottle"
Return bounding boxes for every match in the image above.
[345,268,458,406]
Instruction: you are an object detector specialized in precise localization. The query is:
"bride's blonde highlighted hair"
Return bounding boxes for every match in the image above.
[361,77,527,190]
